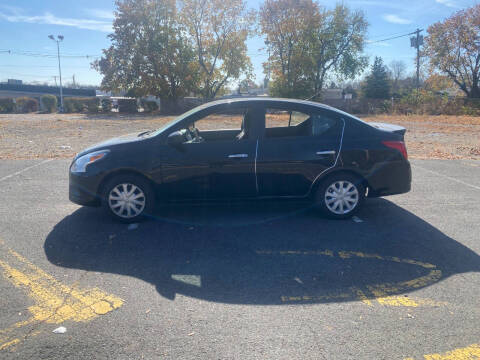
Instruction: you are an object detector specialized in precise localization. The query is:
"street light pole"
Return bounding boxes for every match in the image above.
[49,35,64,112]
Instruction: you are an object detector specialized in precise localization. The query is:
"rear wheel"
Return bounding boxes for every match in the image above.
[315,173,365,219]
[102,174,155,223]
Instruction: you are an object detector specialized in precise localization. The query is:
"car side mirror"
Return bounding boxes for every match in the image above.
[167,130,185,147]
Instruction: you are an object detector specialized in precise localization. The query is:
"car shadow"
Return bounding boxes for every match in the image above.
[44,199,480,305]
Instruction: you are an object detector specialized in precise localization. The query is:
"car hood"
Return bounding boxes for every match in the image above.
[76,132,147,158]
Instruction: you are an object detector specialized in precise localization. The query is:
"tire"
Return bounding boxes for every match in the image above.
[315,173,365,219]
[101,174,155,223]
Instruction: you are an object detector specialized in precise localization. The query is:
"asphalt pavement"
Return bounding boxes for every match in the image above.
[0,159,479,359]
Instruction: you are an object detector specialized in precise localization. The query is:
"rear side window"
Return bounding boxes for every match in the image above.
[264,108,337,138]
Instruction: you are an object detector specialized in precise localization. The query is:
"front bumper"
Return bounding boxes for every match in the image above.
[69,172,102,207]
[366,160,412,197]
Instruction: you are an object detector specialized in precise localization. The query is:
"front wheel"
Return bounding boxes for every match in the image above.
[102,174,155,223]
[315,173,365,219]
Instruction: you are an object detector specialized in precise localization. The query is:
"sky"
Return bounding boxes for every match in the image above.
[0,0,478,87]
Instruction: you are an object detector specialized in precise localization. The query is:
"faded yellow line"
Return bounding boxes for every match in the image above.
[259,249,444,307]
[405,343,480,360]
[0,339,20,351]
[0,239,124,351]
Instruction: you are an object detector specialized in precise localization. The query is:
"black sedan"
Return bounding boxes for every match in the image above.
[69,98,411,222]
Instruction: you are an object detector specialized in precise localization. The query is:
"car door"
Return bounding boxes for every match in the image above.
[256,104,343,197]
[159,103,261,199]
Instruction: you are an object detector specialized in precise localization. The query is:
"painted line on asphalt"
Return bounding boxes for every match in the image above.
[0,238,124,352]
[412,164,480,191]
[0,159,54,183]
[404,343,480,360]
[256,250,445,308]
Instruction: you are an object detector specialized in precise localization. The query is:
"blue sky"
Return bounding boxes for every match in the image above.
[0,0,477,87]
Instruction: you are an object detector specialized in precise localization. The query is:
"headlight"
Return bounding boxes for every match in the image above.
[70,150,110,173]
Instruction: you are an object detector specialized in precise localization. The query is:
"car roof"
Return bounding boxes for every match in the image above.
[204,97,339,112]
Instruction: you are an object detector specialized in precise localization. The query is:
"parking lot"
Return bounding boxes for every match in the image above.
[0,158,479,359]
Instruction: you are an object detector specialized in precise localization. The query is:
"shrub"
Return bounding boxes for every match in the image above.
[118,98,138,113]
[41,95,57,113]
[0,98,16,113]
[63,98,83,113]
[63,97,99,113]
[15,97,39,113]
[101,98,113,113]
[86,98,100,113]
[141,99,159,113]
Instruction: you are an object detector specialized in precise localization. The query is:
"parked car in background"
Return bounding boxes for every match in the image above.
[69,98,411,222]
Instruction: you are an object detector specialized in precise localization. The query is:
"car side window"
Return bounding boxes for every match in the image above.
[312,113,338,136]
[193,108,245,132]
[265,108,312,138]
[175,107,253,144]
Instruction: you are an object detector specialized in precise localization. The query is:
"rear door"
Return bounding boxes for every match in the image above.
[256,104,343,197]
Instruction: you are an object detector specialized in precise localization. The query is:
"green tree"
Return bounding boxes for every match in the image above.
[310,4,368,99]
[363,57,391,99]
[93,0,198,105]
[180,0,254,100]
[260,0,319,98]
[260,1,368,99]
[424,5,480,98]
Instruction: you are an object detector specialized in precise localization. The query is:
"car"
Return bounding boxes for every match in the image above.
[69,97,411,222]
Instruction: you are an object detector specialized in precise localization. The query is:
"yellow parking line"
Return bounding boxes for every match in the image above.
[0,239,124,351]
[256,249,445,307]
[0,339,20,351]
[405,343,480,359]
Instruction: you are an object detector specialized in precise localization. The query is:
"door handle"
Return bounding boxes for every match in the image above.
[316,151,336,156]
[228,154,248,159]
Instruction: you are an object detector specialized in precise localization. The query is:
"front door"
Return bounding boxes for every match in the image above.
[160,104,261,199]
[256,105,343,197]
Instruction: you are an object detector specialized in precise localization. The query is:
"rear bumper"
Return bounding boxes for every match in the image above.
[366,160,411,197]
[69,172,102,207]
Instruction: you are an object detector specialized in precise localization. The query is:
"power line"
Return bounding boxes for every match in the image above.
[367,31,418,44]
[0,49,101,59]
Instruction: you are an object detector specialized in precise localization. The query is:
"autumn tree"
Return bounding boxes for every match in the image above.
[260,0,319,98]
[363,57,391,99]
[310,4,368,99]
[260,0,368,99]
[424,5,480,98]
[180,0,254,100]
[93,0,198,107]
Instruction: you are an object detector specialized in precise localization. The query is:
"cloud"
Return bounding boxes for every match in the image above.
[0,10,112,32]
[382,14,412,25]
[435,0,459,8]
[86,9,115,20]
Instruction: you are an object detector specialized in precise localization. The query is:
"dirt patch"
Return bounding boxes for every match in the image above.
[0,113,479,160]
[362,115,480,160]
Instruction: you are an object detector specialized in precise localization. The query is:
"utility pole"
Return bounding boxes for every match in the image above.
[49,35,64,112]
[410,28,424,90]
[72,74,76,88]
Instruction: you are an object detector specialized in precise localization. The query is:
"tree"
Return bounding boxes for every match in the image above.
[310,4,368,99]
[424,5,480,98]
[93,0,198,105]
[260,0,320,98]
[389,60,406,94]
[180,0,254,100]
[260,0,368,99]
[363,57,391,99]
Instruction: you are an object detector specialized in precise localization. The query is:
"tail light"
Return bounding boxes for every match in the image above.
[382,140,408,160]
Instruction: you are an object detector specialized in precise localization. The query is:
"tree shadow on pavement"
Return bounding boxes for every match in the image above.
[44,199,480,305]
